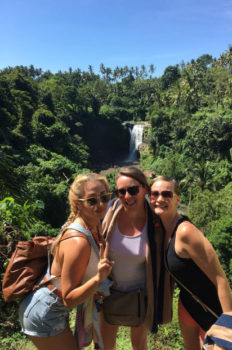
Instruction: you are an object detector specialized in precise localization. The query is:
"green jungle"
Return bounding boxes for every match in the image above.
[1,46,232,349]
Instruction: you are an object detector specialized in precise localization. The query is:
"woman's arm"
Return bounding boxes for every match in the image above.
[176,221,232,312]
[58,236,112,308]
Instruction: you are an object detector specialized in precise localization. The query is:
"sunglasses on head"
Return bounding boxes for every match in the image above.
[115,185,140,197]
[151,190,174,199]
[79,193,111,206]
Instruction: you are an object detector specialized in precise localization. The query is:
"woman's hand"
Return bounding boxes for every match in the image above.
[97,242,114,282]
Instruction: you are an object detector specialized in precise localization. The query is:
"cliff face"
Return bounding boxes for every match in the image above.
[88,120,130,169]
[93,121,151,171]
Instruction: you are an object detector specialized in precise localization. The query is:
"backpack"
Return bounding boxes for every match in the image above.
[2,223,98,302]
[2,236,55,302]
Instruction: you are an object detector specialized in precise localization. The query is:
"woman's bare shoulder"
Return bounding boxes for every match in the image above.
[59,229,91,254]
[61,228,89,240]
[177,220,202,243]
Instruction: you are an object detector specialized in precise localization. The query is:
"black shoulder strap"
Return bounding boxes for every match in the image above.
[171,215,190,238]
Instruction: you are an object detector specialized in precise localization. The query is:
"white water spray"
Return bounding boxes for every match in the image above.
[126,124,145,162]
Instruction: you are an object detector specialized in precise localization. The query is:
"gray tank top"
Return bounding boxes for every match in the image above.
[109,221,147,291]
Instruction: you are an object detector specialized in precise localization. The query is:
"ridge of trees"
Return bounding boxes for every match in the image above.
[0,46,231,233]
[0,47,232,343]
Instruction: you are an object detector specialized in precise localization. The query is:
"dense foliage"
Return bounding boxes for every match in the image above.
[140,47,232,284]
[1,47,232,348]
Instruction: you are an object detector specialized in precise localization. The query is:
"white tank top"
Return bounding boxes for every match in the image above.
[109,221,147,291]
[82,246,99,283]
[50,245,98,289]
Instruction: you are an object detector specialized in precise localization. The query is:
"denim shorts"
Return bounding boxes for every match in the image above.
[19,286,70,337]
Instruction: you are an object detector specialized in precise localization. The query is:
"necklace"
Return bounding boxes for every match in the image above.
[91,227,103,247]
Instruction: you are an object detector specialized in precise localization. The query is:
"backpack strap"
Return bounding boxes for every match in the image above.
[35,223,100,293]
[171,215,190,239]
[64,223,100,257]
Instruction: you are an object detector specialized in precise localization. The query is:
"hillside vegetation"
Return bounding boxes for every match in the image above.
[1,47,232,348]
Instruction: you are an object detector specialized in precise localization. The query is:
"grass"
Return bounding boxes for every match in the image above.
[0,293,184,350]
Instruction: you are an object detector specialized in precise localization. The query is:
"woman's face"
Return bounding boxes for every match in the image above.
[116,175,147,211]
[77,180,110,223]
[150,180,180,217]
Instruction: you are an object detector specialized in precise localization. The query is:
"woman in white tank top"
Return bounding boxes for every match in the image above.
[19,173,114,350]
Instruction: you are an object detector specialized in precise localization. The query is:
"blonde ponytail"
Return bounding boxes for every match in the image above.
[51,172,109,255]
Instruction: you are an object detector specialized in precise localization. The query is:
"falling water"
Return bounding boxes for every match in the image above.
[126,124,145,162]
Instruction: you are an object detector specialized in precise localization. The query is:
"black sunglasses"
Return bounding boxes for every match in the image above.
[151,190,174,199]
[79,193,111,206]
[115,185,140,197]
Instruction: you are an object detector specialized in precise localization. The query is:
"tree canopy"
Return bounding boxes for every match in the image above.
[1,47,232,344]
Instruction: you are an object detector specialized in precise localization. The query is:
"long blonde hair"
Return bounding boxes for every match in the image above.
[51,172,109,255]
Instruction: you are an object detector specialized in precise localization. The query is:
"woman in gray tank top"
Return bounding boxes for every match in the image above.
[100,166,170,350]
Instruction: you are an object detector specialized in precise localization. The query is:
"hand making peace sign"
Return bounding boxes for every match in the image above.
[97,242,114,282]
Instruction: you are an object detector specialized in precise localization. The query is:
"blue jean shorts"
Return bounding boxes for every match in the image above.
[19,286,70,337]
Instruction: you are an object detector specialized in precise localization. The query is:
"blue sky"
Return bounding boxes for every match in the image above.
[1,0,232,77]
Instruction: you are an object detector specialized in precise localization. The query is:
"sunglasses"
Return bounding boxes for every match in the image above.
[79,193,111,206]
[115,185,140,197]
[150,190,174,199]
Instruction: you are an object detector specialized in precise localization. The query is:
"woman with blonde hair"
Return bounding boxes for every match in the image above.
[19,173,114,350]
[150,175,232,350]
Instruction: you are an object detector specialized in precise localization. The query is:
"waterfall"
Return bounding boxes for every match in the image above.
[126,124,145,162]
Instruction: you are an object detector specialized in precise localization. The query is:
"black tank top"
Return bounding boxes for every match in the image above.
[166,216,222,331]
